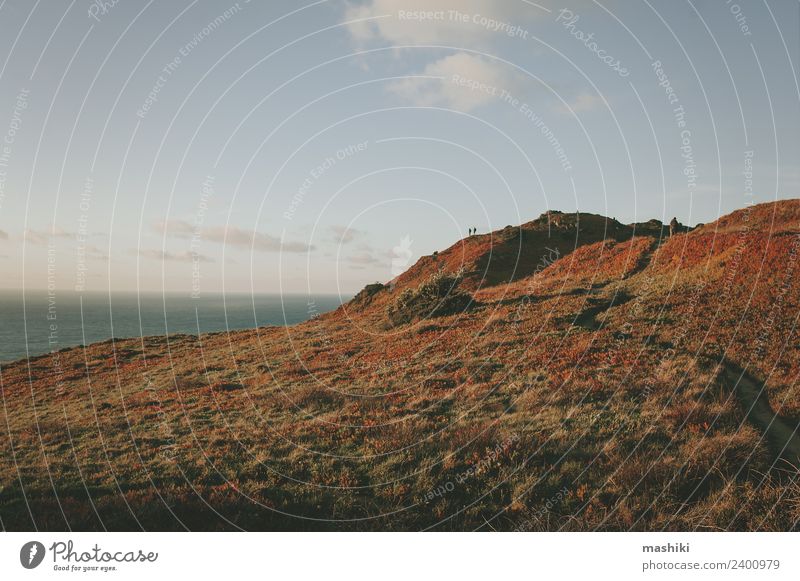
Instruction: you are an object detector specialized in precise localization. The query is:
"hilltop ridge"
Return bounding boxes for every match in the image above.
[387,210,671,293]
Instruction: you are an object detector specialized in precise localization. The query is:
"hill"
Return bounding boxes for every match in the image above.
[387,210,666,292]
[0,200,798,531]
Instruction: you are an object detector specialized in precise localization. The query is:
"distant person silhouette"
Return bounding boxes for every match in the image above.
[669,217,679,237]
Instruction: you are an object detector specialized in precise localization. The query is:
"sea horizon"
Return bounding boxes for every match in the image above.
[0,289,348,363]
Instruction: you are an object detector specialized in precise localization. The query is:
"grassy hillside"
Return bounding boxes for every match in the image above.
[1,201,798,531]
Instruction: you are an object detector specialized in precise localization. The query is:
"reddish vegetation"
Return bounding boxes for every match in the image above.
[391,211,658,292]
[1,200,798,531]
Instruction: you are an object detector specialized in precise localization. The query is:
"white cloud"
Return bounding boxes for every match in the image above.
[330,225,364,244]
[23,227,73,245]
[83,244,109,261]
[348,252,383,266]
[345,0,540,47]
[152,219,194,238]
[345,1,601,113]
[557,92,603,114]
[204,226,313,253]
[135,248,214,263]
[387,52,519,112]
[154,219,313,253]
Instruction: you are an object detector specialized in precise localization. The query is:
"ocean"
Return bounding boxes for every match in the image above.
[0,290,346,363]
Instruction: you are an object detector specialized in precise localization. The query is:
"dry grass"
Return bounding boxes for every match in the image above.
[1,200,798,531]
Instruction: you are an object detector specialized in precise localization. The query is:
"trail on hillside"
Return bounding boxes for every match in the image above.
[571,285,800,469]
[723,364,800,469]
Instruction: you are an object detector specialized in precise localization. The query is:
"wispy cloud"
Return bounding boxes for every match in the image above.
[205,226,313,253]
[23,227,73,245]
[557,92,603,114]
[347,251,383,266]
[13,228,108,260]
[82,244,109,261]
[345,0,544,47]
[387,52,520,112]
[152,219,195,238]
[134,248,214,263]
[154,219,313,253]
[330,225,364,244]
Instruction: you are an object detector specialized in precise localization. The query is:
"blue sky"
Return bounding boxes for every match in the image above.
[0,0,797,294]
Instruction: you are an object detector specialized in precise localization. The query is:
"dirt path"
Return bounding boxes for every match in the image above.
[572,291,632,331]
[572,290,800,469]
[569,254,800,471]
[723,364,800,469]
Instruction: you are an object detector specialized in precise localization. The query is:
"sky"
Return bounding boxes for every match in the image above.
[0,0,798,295]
